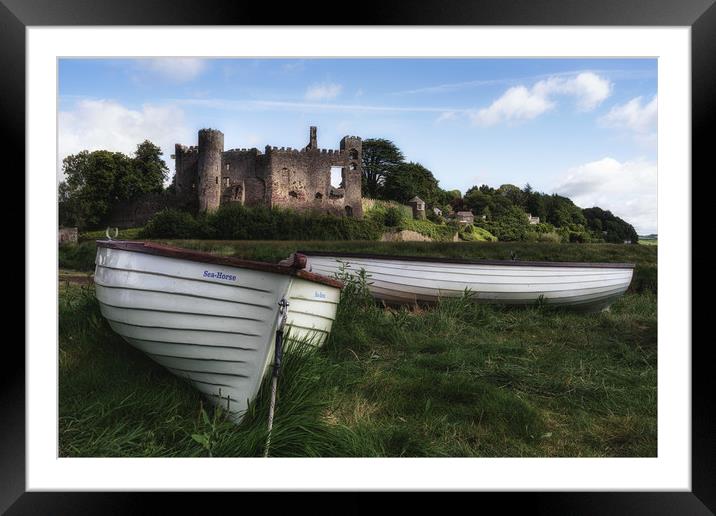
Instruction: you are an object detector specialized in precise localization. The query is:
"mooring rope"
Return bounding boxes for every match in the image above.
[264,298,289,458]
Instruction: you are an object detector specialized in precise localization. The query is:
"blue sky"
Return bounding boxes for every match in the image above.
[58,58,658,233]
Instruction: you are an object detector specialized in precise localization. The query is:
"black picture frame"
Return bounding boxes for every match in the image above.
[6,0,709,512]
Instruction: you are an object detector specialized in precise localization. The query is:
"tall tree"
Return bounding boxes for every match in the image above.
[58,140,169,229]
[129,140,169,194]
[382,162,441,205]
[361,138,404,198]
[497,183,526,208]
[583,207,638,243]
[463,188,492,216]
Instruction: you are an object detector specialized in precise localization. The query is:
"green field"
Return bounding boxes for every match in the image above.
[59,240,657,457]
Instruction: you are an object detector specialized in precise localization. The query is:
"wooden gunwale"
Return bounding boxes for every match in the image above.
[299,250,636,269]
[96,240,343,289]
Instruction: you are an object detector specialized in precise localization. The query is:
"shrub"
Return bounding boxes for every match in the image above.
[140,204,383,241]
[631,265,657,294]
[557,224,593,243]
[139,209,209,239]
[59,241,98,271]
[458,224,497,242]
[363,199,412,227]
[426,208,445,224]
[537,232,562,243]
[399,219,458,242]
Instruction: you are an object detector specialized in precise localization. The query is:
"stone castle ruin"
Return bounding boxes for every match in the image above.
[172,126,364,218]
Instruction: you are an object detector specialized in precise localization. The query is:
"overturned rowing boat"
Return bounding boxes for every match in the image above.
[94,241,342,423]
[294,251,634,312]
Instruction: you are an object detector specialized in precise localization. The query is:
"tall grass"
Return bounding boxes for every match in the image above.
[59,285,379,457]
[60,259,657,456]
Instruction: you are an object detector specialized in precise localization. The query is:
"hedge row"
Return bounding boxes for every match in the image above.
[140,205,384,241]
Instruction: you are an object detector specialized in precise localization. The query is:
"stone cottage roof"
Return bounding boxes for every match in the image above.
[409,196,425,204]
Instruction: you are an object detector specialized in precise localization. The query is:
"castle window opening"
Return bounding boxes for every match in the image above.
[345,205,353,217]
[349,149,359,160]
[315,192,323,200]
[349,162,357,170]
[289,190,299,198]
[226,164,230,171]
[224,177,230,187]
[234,186,241,200]
[215,177,218,184]
[330,166,344,188]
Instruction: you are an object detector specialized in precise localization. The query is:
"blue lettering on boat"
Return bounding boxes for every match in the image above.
[314,291,327,299]
[203,270,237,282]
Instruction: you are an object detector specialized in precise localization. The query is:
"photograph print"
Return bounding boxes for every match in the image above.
[57,57,657,458]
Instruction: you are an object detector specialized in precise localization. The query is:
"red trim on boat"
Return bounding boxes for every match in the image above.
[97,241,343,289]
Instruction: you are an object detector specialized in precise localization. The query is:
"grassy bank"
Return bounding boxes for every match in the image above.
[61,239,658,294]
[59,244,657,456]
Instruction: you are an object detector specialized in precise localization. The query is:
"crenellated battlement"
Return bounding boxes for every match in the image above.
[175,125,363,217]
[225,147,262,155]
[265,145,342,156]
[176,144,199,154]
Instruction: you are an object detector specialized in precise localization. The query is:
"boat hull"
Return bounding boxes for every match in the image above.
[303,254,634,312]
[94,244,340,423]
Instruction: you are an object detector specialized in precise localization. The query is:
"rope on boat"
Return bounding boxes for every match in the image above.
[264,297,289,458]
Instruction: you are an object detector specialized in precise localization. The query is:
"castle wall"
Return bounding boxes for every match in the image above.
[108,192,197,228]
[175,127,364,218]
[220,149,270,206]
[267,147,351,215]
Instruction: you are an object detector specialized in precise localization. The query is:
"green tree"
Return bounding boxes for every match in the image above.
[525,191,547,221]
[497,183,526,208]
[59,150,132,228]
[475,204,531,241]
[361,138,405,198]
[463,188,492,216]
[382,162,441,205]
[126,140,169,196]
[58,141,169,229]
[583,207,638,243]
[544,194,586,227]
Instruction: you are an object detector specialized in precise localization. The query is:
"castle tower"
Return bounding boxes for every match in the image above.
[340,135,363,218]
[197,128,224,212]
[307,126,318,150]
[172,143,199,195]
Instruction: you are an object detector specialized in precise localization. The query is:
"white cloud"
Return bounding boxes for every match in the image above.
[533,72,612,111]
[554,157,657,234]
[58,99,193,184]
[436,111,459,123]
[600,95,657,137]
[137,58,209,82]
[304,82,343,101]
[470,85,556,126]
[471,72,612,126]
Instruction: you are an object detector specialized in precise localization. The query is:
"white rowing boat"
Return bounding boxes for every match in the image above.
[295,251,634,312]
[94,241,342,424]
